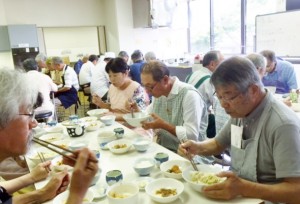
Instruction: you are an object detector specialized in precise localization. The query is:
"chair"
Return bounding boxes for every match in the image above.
[35,110,53,123]
[80,83,92,114]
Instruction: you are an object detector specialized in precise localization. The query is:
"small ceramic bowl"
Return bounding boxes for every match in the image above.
[114,127,125,139]
[90,169,102,186]
[154,152,169,166]
[66,125,85,137]
[133,138,151,152]
[106,170,123,186]
[100,115,116,126]
[133,158,156,176]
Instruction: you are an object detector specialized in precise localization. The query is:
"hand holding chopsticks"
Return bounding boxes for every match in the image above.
[32,137,98,170]
[37,152,51,173]
[180,139,199,171]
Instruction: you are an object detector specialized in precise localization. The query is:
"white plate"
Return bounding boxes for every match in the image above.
[79,116,98,123]
[91,183,107,199]
[85,121,103,132]
[134,177,154,191]
[39,133,64,142]
[52,189,94,204]
[27,147,58,163]
[87,109,109,117]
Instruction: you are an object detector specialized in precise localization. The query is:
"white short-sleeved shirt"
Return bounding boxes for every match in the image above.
[91,61,109,97]
[79,61,94,85]
[63,65,79,90]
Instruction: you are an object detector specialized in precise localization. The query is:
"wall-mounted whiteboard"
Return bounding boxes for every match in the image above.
[256,10,300,57]
[42,27,101,62]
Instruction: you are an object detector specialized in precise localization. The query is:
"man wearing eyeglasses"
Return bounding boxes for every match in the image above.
[179,56,300,204]
[0,69,98,204]
[260,50,298,94]
[140,60,208,153]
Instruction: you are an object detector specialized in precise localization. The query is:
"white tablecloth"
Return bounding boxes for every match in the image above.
[26,122,262,204]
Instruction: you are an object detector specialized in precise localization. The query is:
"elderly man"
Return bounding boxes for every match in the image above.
[23,58,58,121]
[52,56,79,109]
[186,50,225,138]
[0,69,98,203]
[35,53,47,73]
[260,50,298,94]
[179,56,300,203]
[140,60,208,153]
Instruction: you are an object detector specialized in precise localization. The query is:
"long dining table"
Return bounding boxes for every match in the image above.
[26,120,263,204]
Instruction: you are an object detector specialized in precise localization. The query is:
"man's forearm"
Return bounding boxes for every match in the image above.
[240,178,300,204]
[1,174,34,194]
[57,87,70,93]
[13,189,46,204]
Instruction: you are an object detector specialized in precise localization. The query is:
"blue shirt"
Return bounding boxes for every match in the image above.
[262,60,298,94]
[129,60,145,84]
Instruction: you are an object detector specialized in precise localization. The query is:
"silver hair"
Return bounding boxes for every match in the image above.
[51,56,63,65]
[35,53,47,62]
[145,51,156,62]
[211,56,263,93]
[0,69,38,128]
[246,53,266,70]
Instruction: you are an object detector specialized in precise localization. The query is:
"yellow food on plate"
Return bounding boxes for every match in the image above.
[155,188,177,197]
[167,165,182,174]
[109,192,132,199]
[113,144,127,149]
[191,171,223,185]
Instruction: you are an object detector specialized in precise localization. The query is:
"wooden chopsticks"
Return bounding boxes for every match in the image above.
[32,137,98,163]
[180,139,199,171]
[37,152,51,172]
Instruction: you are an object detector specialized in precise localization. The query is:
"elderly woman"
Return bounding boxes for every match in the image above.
[92,57,149,120]
[0,69,98,204]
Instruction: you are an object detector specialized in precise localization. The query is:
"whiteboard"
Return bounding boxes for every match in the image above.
[256,10,300,57]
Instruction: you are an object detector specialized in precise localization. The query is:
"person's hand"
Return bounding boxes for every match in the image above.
[92,94,102,106]
[202,171,243,200]
[65,148,99,203]
[177,140,200,157]
[125,99,139,112]
[141,113,164,130]
[30,161,51,182]
[38,170,70,202]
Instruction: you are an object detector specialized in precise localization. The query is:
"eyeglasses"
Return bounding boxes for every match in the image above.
[144,81,159,91]
[19,111,36,122]
[214,92,242,103]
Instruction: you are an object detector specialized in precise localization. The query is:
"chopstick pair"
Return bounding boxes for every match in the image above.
[180,139,199,171]
[37,152,51,173]
[32,137,98,167]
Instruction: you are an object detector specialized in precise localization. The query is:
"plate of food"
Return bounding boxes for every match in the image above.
[182,164,226,192]
[79,116,98,123]
[27,147,58,163]
[160,159,191,179]
[39,133,64,142]
[85,121,103,132]
[107,139,132,154]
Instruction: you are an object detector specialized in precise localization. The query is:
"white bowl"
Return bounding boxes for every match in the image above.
[132,138,151,152]
[107,139,132,154]
[160,159,191,179]
[145,178,184,203]
[53,189,94,204]
[123,112,150,127]
[100,115,116,126]
[39,133,64,142]
[87,109,109,118]
[182,164,225,192]
[86,121,103,131]
[69,140,89,151]
[27,147,58,163]
[107,182,139,204]
[133,158,156,176]
[79,116,98,123]
[134,177,154,191]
